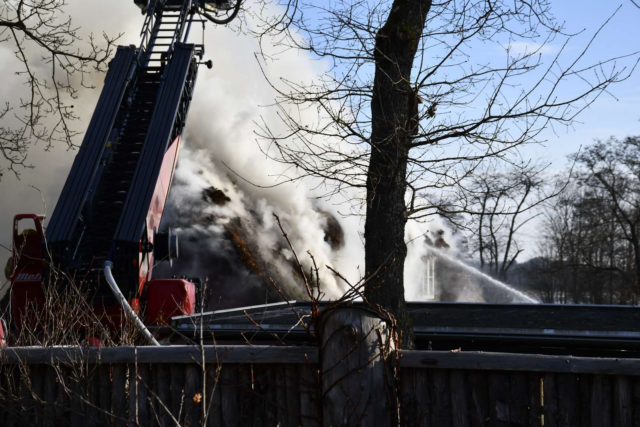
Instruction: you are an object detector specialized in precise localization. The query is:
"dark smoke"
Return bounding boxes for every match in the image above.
[154,157,344,310]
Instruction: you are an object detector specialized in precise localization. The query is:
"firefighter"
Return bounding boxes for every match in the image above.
[4,256,12,281]
[5,228,37,280]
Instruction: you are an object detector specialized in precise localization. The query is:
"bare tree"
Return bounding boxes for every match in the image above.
[453,164,554,281]
[529,167,639,305]
[0,0,119,179]
[572,136,640,292]
[537,187,583,303]
[251,0,639,347]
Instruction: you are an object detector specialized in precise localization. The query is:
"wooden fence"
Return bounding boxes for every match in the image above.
[400,352,640,427]
[6,301,640,427]
[2,346,640,426]
[0,346,320,427]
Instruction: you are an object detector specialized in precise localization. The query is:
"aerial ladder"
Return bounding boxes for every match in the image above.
[6,0,240,344]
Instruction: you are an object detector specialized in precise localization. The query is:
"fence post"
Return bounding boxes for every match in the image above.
[320,306,397,427]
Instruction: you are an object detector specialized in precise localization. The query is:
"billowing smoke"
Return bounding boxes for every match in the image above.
[155,147,351,308]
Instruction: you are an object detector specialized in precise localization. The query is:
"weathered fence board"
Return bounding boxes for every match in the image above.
[300,362,319,427]
[1,361,320,426]
[398,367,640,427]
[415,368,431,427]
[509,371,528,426]
[238,364,253,427]
[450,370,469,427]
[156,364,172,427]
[557,373,579,427]
[184,363,201,426]
[615,375,633,427]
[488,371,510,426]
[431,369,452,427]
[44,365,57,424]
[632,377,640,427]
[111,364,127,427]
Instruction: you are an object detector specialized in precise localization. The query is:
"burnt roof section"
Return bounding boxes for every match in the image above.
[167,301,640,356]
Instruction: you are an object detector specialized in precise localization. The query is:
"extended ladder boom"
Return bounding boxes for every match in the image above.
[44,1,210,302]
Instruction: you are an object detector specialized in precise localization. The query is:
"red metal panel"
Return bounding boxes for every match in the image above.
[138,135,183,294]
[10,214,45,328]
[145,278,195,325]
[0,319,6,347]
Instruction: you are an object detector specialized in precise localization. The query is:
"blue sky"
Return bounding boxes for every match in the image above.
[513,1,640,166]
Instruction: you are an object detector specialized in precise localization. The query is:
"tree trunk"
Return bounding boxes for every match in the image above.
[320,307,397,426]
[364,0,431,349]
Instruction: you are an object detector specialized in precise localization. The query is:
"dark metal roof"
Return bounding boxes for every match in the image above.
[169,301,640,356]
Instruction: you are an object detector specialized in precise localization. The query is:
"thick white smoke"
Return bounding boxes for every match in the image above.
[158,146,354,305]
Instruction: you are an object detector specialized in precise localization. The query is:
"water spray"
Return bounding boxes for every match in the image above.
[425,246,538,304]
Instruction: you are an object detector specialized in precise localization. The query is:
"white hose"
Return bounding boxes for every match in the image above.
[103,261,160,346]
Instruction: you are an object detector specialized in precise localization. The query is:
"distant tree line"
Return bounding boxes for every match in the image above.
[525,136,640,304]
[457,136,640,305]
